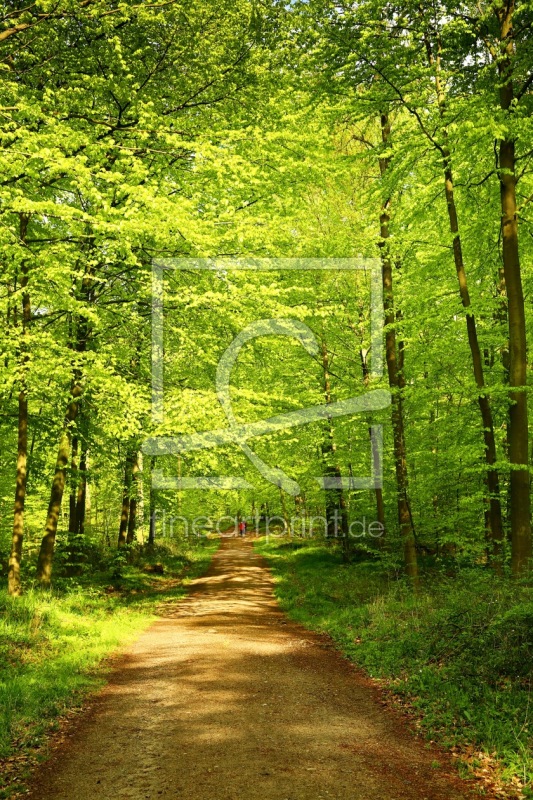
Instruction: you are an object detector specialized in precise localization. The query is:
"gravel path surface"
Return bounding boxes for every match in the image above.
[28,537,477,800]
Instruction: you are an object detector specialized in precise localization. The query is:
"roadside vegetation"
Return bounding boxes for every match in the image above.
[257,537,533,798]
[0,538,217,798]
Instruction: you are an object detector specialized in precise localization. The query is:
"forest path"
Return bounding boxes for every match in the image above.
[28,537,475,800]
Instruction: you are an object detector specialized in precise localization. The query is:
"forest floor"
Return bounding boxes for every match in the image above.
[24,536,479,800]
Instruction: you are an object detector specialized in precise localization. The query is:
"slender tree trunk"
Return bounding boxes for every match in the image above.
[177,453,182,515]
[370,433,385,534]
[496,266,513,539]
[8,215,30,596]
[36,268,91,586]
[126,451,140,544]
[320,341,350,557]
[9,392,28,596]
[136,451,144,538]
[148,456,156,546]
[148,503,156,545]
[496,2,531,573]
[360,347,386,538]
[444,153,505,560]
[36,386,82,586]
[278,482,290,533]
[118,452,133,547]
[75,442,88,535]
[379,113,418,582]
[424,33,505,563]
[68,435,79,536]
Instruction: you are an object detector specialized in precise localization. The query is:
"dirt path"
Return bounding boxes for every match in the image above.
[28,538,477,800]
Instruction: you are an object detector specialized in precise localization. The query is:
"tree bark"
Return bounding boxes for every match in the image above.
[68,435,79,536]
[75,441,88,535]
[495,2,531,574]
[126,451,140,544]
[8,214,31,597]
[35,386,82,586]
[379,113,419,583]
[320,341,350,558]
[9,392,28,596]
[118,452,133,547]
[148,456,156,546]
[360,347,386,538]
[36,268,91,586]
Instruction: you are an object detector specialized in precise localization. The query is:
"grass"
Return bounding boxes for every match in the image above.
[0,537,218,797]
[256,537,533,797]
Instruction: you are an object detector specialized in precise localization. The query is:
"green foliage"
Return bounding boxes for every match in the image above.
[1,0,531,578]
[0,0,532,792]
[54,535,106,578]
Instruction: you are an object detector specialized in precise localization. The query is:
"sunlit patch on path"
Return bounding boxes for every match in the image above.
[28,539,476,800]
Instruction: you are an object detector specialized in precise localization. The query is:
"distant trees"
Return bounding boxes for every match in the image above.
[1,0,531,593]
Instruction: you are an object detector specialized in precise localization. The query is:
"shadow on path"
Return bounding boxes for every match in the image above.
[27,538,480,800]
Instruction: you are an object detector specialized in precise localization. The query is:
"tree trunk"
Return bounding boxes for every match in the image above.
[370,432,385,535]
[444,156,504,560]
[496,2,531,574]
[8,214,30,596]
[9,392,28,596]
[36,268,91,586]
[75,442,88,535]
[425,31,504,564]
[321,341,350,558]
[136,450,144,538]
[126,451,140,544]
[68,435,79,536]
[360,347,386,538]
[379,113,418,583]
[496,266,512,539]
[118,452,133,547]
[127,495,137,544]
[148,456,156,546]
[35,386,81,586]
[276,483,288,532]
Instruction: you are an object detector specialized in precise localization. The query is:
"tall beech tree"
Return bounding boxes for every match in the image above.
[118,450,135,548]
[320,340,350,556]
[415,8,505,558]
[127,452,141,545]
[35,384,83,586]
[7,214,31,597]
[378,114,419,582]
[493,0,531,572]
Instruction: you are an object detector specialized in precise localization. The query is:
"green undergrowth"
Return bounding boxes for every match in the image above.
[256,538,533,794]
[0,537,218,795]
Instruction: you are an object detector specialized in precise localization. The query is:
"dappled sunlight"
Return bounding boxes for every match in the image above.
[28,539,473,800]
